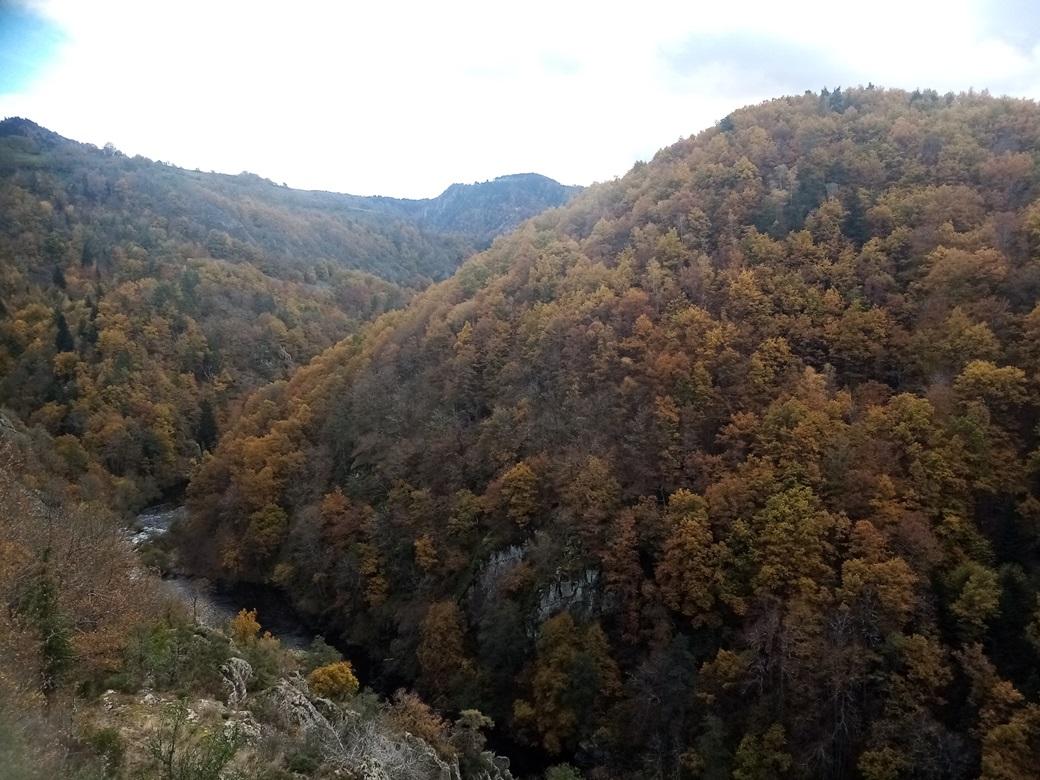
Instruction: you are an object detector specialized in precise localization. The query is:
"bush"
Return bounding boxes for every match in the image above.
[546,765,583,780]
[148,700,241,780]
[387,690,453,757]
[242,632,284,690]
[121,620,230,695]
[284,746,321,774]
[229,609,260,646]
[307,660,359,700]
[84,726,124,776]
[303,635,342,673]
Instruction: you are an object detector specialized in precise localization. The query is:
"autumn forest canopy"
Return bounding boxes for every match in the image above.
[7,87,1040,778]
[0,118,576,508]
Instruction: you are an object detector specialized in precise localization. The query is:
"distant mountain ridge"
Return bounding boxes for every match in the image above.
[410,173,583,245]
[0,117,580,270]
[0,117,580,507]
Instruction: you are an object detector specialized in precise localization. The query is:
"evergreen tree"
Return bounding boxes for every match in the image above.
[54,310,74,352]
[18,557,72,692]
[196,398,218,451]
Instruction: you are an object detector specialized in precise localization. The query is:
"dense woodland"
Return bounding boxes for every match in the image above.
[184,88,1040,778]
[0,119,574,508]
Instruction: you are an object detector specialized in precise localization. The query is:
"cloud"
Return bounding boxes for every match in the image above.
[661,34,859,99]
[980,0,1040,54]
[2,1,1040,197]
[540,52,582,78]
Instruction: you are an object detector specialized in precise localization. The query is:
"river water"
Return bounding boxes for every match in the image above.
[132,505,315,648]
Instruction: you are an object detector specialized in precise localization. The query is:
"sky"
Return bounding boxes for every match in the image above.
[2,0,1040,198]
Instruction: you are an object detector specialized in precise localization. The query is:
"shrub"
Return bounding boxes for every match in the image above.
[148,700,241,780]
[546,765,583,780]
[307,660,359,700]
[121,620,230,695]
[84,726,125,776]
[242,632,283,690]
[303,635,342,673]
[229,609,261,646]
[387,690,453,757]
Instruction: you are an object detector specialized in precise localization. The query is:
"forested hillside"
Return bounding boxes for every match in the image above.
[0,118,575,508]
[188,88,1040,778]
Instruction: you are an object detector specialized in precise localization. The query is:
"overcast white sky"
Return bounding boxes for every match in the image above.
[2,0,1040,198]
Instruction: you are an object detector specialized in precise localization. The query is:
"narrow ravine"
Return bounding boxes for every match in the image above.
[132,506,315,648]
[132,504,553,777]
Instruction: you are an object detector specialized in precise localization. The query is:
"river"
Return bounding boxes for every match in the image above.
[132,505,315,648]
[132,505,551,777]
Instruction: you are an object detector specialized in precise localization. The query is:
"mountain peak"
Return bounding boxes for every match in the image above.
[425,173,580,244]
[0,116,62,143]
